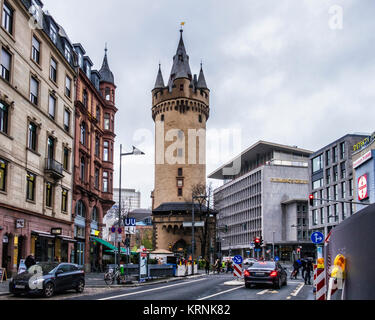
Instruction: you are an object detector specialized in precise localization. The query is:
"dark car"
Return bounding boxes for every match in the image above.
[9,262,85,298]
[243,261,287,289]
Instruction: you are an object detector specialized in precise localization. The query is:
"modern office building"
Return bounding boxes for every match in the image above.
[0,0,76,275]
[309,134,369,238]
[209,141,314,262]
[112,188,141,211]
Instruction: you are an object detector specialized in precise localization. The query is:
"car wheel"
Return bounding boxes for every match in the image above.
[284,277,287,286]
[274,278,281,289]
[76,279,85,293]
[44,282,54,298]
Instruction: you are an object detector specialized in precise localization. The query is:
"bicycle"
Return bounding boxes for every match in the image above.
[104,267,123,285]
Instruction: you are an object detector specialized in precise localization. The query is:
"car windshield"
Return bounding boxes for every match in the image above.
[28,263,59,275]
[251,261,275,269]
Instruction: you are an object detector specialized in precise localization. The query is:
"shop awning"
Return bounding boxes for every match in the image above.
[91,236,136,255]
[57,235,76,243]
[31,230,55,239]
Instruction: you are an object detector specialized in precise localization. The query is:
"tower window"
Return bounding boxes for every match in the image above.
[161,114,164,122]
[180,84,184,91]
[199,114,202,123]
[178,188,183,197]
[178,168,183,176]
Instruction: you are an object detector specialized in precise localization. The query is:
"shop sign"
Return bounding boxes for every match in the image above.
[91,229,100,236]
[16,219,25,229]
[353,151,372,169]
[2,235,8,243]
[51,228,62,235]
[270,178,308,184]
[353,132,375,152]
[358,174,369,201]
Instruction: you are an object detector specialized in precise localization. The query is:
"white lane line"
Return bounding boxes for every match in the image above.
[257,289,270,295]
[291,283,305,297]
[198,286,243,300]
[98,278,207,300]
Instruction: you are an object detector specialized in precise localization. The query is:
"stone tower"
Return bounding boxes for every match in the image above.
[151,29,213,256]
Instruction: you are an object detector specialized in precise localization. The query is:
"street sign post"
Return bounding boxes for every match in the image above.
[233,255,243,265]
[311,231,324,244]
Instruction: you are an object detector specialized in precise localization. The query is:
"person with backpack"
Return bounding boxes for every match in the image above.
[291,260,299,280]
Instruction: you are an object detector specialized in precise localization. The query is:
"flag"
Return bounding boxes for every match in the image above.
[180,22,185,26]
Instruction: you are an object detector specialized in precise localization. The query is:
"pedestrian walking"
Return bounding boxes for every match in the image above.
[205,259,210,275]
[301,258,307,279]
[222,260,226,273]
[25,255,36,270]
[291,260,299,279]
[304,258,313,285]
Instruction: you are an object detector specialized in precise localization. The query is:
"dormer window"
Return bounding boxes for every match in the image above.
[64,44,71,63]
[78,53,83,68]
[105,87,110,101]
[50,24,57,44]
[85,63,91,78]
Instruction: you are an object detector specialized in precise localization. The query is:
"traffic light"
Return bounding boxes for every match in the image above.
[254,237,260,248]
[260,236,264,246]
[309,194,314,206]
[224,225,228,233]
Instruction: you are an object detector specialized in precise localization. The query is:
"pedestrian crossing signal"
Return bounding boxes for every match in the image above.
[309,194,314,206]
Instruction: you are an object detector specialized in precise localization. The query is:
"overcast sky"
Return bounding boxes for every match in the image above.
[42,0,375,209]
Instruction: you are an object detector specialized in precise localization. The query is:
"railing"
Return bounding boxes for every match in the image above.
[45,158,64,178]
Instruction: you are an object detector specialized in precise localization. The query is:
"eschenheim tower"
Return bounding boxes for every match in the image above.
[151,29,215,258]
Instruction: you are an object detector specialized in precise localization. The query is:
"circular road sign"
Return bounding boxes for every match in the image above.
[233,255,243,265]
[358,175,368,201]
[111,226,116,233]
[118,227,122,234]
[311,231,324,244]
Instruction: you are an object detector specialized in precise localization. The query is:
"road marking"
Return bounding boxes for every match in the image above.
[198,286,243,300]
[257,289,270,295]
[98,278,207,300]
[291,283,304,296]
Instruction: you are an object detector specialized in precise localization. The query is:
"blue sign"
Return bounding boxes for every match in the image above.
[274,256,280,261]
[233,255,243,264]
[124,218,136,226]
[311,231,324,244]
[111,226,116,233]
[118,227,122,234]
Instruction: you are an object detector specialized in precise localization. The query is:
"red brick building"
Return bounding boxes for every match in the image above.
[72,45,117,272]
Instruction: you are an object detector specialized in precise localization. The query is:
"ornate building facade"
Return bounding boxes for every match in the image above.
[72,45,117,271]
[151,29,215,259]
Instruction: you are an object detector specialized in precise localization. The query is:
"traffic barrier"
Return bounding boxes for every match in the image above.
[316,268,326,300]
[233,263,242,279]
[313,264,317,294]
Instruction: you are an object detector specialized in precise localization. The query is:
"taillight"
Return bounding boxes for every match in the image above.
[270,271,278,277]
[244,270,250,277]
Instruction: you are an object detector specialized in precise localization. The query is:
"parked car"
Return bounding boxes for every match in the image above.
[9,262,85,298]
[243,261,287,289]
[243,258,257,266]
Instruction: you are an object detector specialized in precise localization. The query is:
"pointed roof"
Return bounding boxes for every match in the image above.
[168,30,192,89]
[99,45,115,84]
[154,64,165,89]
[197,63,208,89]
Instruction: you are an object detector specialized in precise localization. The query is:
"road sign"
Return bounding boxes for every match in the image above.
[358,174,369,201]
[111,226,116,233]
[118,227,122,234]
[124,218,136,226]
[233,255,243,265]
[311,231,324,244]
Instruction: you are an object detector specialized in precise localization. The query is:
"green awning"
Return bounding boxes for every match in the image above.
[91,236,135,255]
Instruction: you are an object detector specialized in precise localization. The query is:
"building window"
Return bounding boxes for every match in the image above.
[76,200,86,218]
[0,159,7,192]
[105,87,110,101]
[45,182,53,207]
[320,208,325,225]
[95,135,100,157]
[341,181,346,199]
[326,150,331,166]
[64,109,70,132]
[63,147,69,171]
[83,90,88,108]
[96,106,101,122]
[65,76,71,98]
[326,168,331,184]
[2,2,13,34]
[333,185,338,201]
[80,122,86,145]
[312,154,323,173]
[92,207,98,222]
[61,189,68,213]
[177,188,183,197]
[312,178,322,190]
[199,114,202,123]
[1,48,11,82]
[64,44,71,63]
[327,206,332,223]
[0,101,9,134]
[94,168,99,189]
[349,179,353,197]
[47,136,54,160]
[80,157,85,182]
[177,179,184,187]
[103,141,109,161]
[340,162,346,179]
[26,172,36,201]
[28,122,37,151]
[30,77,39,105]
[178,168,183,176]
[48,94,56,119]
[32,36,41,64]
[340,142,345,160]
[333,146,338,163]
[103,171,108,192]
[50,58,57,82]
[342,203,347,220]
[104,114,110,130]
[50,24,57,44]
[334,204,339,222]
[161,114,164,122]
[333,165,338,182]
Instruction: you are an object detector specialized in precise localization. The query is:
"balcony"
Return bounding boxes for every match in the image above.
[45,158,64,180]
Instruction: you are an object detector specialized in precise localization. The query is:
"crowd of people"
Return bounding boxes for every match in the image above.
[291,257,314,285]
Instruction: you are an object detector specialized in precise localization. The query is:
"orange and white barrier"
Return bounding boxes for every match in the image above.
[233,263,242,279]
[315,268,326,300]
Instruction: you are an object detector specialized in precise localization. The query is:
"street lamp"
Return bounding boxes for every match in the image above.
[118,145,145,282]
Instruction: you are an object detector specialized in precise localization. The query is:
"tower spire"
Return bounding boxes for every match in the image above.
[197,61,208,89]
[99,44,114,84]
[154,63,165,89]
